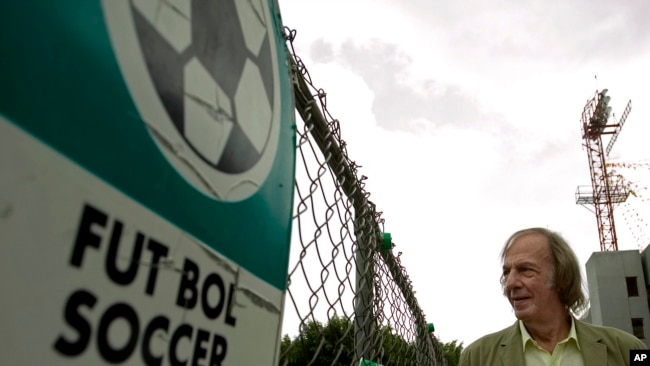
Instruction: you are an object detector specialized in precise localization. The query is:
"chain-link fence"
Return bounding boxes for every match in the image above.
[279,28,445,366]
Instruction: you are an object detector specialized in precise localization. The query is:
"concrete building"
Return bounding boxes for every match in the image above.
[584,248,650,347]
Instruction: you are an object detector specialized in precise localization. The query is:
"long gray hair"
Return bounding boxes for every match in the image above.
[500,227,588,316]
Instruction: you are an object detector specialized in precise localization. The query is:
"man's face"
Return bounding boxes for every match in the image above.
[502,233,564,323]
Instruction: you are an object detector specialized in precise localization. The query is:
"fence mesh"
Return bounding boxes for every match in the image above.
[279,28,445,366]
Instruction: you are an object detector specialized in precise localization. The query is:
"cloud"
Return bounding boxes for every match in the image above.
[310,38,508,134]
[391,0,650,66]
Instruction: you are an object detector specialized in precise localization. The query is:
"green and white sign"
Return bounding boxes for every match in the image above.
[0,0,295,364]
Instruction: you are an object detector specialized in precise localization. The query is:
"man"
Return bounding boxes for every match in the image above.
[459,227,646,366]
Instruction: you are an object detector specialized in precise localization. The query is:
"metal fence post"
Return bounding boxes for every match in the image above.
[354,216,375,363]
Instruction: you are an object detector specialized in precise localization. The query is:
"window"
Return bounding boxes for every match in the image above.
[626,277,639,297]
[632,318,645,339]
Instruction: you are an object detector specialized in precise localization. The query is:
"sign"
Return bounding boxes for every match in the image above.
[0,0,294,364]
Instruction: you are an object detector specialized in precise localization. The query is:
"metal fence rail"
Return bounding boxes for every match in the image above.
[279,28,445,366]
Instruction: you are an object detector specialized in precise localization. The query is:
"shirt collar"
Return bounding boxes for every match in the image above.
[519,317,580,352]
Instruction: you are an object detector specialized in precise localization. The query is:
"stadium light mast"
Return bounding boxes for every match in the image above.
[575,89,632,251]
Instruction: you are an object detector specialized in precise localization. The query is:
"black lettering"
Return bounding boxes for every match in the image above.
[145,238,169,296]
[192,328,210,366]
[201,273,225,320]
[225,283,237,327]
[97,303,139,363]
[209,334,227,366]
[70,204,107,267]
[170,324,193,366]
[105,221,144,286]
[176,259,199,309]
[53,289,97,356]
[142,315,169,366]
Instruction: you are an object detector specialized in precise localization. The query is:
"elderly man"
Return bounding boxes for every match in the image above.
[460,227,646,366]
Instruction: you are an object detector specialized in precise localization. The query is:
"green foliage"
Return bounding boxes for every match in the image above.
[279,316,463,366]
[280,316,354,365]
[376,324,416,365]
[441,340,464,366]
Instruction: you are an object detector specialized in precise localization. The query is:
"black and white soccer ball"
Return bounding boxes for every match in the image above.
[130,0,275,174]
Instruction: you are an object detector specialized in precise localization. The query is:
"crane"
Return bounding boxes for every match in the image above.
[575,89,632,251]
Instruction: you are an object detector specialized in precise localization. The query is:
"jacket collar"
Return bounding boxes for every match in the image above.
[574,319,607,366]
[497,318,607,366]
[498,321,525,365]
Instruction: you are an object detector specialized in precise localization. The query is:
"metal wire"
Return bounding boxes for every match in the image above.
[279,28,445,366]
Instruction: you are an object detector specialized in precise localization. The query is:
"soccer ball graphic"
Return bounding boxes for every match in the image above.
[130,0,276,174]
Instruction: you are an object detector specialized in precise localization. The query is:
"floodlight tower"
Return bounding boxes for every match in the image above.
[575,89,632,251]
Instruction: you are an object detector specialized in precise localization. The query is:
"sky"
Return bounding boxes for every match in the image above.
[277,0,650,346]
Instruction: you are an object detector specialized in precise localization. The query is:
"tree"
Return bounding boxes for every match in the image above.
[441,340,464,366]
[280,316,354,366]
[279,316,463,366]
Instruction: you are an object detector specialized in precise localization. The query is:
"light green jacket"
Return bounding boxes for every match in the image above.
[459,319,646,366]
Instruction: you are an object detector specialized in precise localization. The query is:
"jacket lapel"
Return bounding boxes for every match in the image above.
[499,322,526,366]
[576,320,608,366]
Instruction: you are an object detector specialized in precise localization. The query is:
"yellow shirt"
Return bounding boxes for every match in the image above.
[520,319,585,366]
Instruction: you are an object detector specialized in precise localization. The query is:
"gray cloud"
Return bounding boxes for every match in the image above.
[310,38,508,133]
[303,2,641,208]
[309,38,336,63]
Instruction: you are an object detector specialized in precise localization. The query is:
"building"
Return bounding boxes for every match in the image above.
[583,248,650,347]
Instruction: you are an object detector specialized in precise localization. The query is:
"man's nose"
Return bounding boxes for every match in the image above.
[504,270,521,290]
